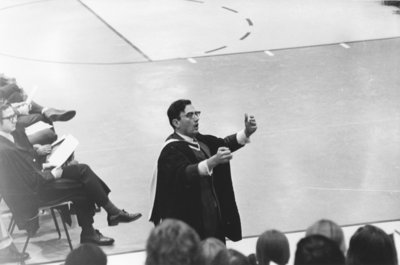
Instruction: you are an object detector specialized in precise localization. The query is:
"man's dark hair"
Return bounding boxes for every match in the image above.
[294,235,345,265]
[346,225,398,265]
[0,103,11,126]
[65,243,107,265]
[0,83,25,104]
[256,229,290,265]
[167,99,192,129]
[145,218,201,265]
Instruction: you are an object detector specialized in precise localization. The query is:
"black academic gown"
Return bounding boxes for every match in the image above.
[0,134,47,233]
[150,132,244,241]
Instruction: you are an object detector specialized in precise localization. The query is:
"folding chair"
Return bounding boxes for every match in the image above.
[8,201,74,253]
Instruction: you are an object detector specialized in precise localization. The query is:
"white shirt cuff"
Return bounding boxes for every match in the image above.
[237,129,251,145]
[198,160,213,176]
[51,167,63,179]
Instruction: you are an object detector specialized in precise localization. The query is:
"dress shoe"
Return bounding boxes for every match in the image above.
[0,244,29,263]
[107,210,142,226]
[44,108,76,122]
[80,229,114,246]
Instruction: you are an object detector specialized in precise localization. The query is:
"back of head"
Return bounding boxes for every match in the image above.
[306,219,346,253]
[145,219,201,265]
[346,225,398,265]
[212,249,251,265]
[167,99,192,129]
[0,83,23,103]
[65,243,107,265]
[0,74,12,86]
[294,235,345,265]
[256,229,290,265]
[199,237,226,265]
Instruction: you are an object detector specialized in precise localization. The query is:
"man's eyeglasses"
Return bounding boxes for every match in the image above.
[183,111,201,119]
[2,114,17,122]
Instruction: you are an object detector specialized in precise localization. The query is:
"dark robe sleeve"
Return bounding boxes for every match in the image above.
[198,133,244,155]
[150,141,203,225]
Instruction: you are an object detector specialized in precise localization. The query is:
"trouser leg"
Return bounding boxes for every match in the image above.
[29,101,44,114]
[38,186,96,231]
[72,199,96,229]
[61,164,111,207]
[17,113,46,127]
[17,113,53,128]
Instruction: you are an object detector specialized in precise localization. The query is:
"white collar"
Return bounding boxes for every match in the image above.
[175,132,200,151]
[0,131,14,143]
[176,132,196,143]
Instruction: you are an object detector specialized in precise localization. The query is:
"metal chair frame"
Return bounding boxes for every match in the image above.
[8,201,74,253]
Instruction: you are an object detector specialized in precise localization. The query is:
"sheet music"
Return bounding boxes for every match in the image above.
[47,134,79,168]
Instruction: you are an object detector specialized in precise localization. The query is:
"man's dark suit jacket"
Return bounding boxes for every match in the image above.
[0,134,47,233]
[150,132,244,242]
[0,129,73,233]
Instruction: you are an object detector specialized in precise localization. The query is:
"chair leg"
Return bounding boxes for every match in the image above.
[57,208,73,251]
[22,234,31,254]
[8,216,16,235]
[50,208,62,239]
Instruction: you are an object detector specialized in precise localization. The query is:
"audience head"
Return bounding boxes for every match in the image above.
[1,84,25,103]
[0,104,17,132]
[65,243,107,265]
[0,74,15,86]
[294,234,345,265]
[167,99,192,129]
[212,248,251,265]
[256,229,290,265]
[145,218,201,265]
[199,237,226,265]
[0,103,7,124]
[306,219,346,253]
[346,224,398,265]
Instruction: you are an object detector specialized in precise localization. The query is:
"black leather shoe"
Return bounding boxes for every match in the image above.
[80,229,115,246]
[0,244,29,263]
[107,210,142,226]
[44,108,76,122]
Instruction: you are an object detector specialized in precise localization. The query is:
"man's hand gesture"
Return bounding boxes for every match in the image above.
[214,147,233,164]
[244,113,257,137]
[207,147,233,170]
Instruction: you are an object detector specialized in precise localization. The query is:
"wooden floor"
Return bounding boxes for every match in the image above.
[0,0,400,264]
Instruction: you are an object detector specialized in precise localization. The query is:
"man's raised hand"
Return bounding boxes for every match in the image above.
[244,113,257,137]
